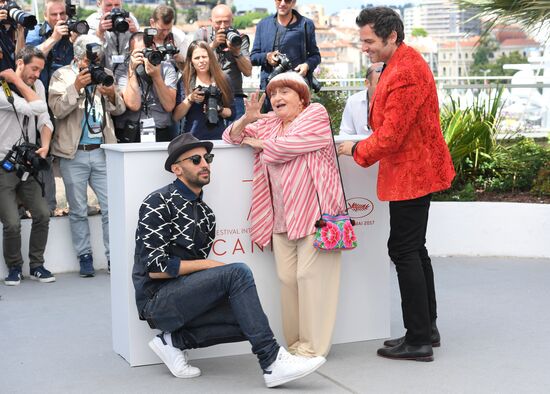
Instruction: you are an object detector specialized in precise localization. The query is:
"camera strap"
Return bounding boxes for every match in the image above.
[137,76,152,117]
[272,15,294,52]
[1,79,31,144]
[83,86,106,136]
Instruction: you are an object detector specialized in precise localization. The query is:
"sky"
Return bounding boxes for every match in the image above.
[233,0,419,16]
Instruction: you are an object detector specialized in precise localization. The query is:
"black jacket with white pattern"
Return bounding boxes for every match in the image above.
[132,179,216,314]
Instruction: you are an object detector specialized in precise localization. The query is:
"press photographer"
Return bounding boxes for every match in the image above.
[149,5,189,69]
[172,40,233,140]
[114,30,177,143]
[48,35,125,278]
[27,0,89,95]
[195,4,251,121]
[0,0,29,72]
[251,0,321,110]
[86,0,139,71]
[0,46,55,286]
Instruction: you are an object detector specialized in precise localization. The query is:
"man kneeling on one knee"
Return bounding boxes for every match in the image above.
[133,133,325,387]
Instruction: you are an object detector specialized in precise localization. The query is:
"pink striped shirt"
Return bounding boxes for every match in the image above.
[223,103,345,246]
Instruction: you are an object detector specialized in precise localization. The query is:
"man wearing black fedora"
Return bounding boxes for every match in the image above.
[132,133,325,387]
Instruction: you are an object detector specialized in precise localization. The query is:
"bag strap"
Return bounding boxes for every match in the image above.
[307,118,350,217]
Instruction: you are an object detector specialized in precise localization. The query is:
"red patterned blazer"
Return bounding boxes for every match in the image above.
[353,43,455,201]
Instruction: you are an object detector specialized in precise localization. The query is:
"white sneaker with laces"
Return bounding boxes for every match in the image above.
[148,335,201,378]
[263,347,326,388]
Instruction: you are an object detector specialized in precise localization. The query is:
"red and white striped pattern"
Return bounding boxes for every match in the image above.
[223,103,345,246]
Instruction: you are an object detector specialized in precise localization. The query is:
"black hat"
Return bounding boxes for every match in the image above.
[164,134,213,172]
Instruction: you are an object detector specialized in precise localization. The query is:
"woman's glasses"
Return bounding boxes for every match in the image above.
[175,153,215,166]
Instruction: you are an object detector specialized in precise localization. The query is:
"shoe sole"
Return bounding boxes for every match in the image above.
[30,276,56,283]
[148,339,201,379]
[4,281,21,286]
[377,353,434,362]
[265,357,326,388]
[80,273,95,278]
[384,341,441,348]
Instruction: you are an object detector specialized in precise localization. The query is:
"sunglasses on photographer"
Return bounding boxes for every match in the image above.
[175,153,215,166]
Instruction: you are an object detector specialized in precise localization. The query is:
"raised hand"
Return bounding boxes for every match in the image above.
[243,90,269,123]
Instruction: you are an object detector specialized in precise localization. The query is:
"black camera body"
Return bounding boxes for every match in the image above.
[141,28,179,67]
[267,53,293,83]
[1,1,37,29]
[197,84,223,126]
[64,0,89,35]
[1,142,49,181]
[225,27,242,47]
[85,43,114,86]
[216,27,242,52]
[106,8,129,33]
[267,53,322,93]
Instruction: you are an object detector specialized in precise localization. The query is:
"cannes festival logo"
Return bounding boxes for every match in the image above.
[347,197,374,218]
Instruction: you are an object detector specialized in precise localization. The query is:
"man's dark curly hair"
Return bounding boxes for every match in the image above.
[356,7,404,45]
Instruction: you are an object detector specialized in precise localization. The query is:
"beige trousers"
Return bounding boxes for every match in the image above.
[272,233,342,357]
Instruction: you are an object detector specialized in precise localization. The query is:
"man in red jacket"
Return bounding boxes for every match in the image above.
[338,7,455,362]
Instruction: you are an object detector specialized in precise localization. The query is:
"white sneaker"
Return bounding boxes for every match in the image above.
[148,335,201,378]
[263,347,326,388]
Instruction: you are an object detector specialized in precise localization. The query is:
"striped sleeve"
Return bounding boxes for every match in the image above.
[261,104,332,165]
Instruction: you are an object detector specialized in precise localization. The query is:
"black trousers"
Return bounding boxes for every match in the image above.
[388,194,437,346]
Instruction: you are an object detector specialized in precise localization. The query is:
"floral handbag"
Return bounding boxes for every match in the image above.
[313,213,357,250]
[311,122,358,252]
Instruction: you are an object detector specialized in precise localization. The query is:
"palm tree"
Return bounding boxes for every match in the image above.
[459,0,550,33]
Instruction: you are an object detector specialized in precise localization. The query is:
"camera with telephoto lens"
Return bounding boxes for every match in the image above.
[64,0,89,35]
[0,1,37,29]
[1,142,49,181]
[106,7,129,33]
[84,43,114,86]
[225,28,242,47]
[196,84,223,126]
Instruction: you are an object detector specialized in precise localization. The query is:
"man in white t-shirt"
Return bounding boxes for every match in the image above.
[0,46,55,286]
[86,0,140,72]
[339,62,383,136]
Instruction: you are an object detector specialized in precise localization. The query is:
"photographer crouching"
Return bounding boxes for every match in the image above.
[0,46,55,286]
[48,35,125,277]
[114,30,177,143]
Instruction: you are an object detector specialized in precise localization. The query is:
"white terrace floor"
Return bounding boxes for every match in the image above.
[1,256,549,394]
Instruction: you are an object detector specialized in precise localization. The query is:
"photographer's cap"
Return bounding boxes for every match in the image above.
[165,134,213,172]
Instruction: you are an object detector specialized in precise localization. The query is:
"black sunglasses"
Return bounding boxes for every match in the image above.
[175,153,215,166]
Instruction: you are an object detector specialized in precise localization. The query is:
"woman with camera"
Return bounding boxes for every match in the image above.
[223,72,345,358]
[173,40,233,140]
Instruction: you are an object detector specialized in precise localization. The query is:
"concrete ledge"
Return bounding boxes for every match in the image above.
[0,215,108,278]
[427,202,550,258]
[2,202,549,278]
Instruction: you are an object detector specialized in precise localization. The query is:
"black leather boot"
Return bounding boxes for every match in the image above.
[383,321,441,348]
[377,341,433,362]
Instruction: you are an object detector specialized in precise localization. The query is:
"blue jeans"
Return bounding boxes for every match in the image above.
[59,149,109,259]
[141,263,279,370]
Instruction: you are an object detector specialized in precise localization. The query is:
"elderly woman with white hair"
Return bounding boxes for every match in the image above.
[223,72,345,358]
[49,34,125,277]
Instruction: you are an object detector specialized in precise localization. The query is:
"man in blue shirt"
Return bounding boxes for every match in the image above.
[25,0,76,95]
[251,0,320,95]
